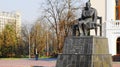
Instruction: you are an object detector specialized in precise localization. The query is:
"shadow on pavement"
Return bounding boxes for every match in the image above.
[29,58,57,61]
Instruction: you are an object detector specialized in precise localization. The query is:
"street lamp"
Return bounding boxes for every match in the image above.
[28,30,31,59]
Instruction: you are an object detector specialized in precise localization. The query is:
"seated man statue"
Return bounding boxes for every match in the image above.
[72,2,100,36]
[79,2,98,36]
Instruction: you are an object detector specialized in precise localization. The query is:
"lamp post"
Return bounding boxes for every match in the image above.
[28,30,31,59]
[46,31,49,56]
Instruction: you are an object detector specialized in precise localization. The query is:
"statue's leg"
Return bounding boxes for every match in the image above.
[73,24,79,36]
[85,29,89,36]
[83,23,90,36]
[84,29,87,36]
[87,29,90,36]
[72,25,75,36]
[76,25,80,36]
[72,25,76,36]
[95,28,97,36]
[81,24,86,35]
[77,25,81,36]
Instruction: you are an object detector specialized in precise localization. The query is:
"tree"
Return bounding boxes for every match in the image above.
[0,22,20,57]
[31,20,47,56]
[21,18,52,57]
[41,0,84,53]
[19,24,30,57]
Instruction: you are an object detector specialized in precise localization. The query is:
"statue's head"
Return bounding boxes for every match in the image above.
[85,2,91,9]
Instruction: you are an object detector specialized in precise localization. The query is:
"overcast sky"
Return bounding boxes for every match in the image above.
[0,0,88,25]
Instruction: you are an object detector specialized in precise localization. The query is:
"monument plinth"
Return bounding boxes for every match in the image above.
[56,2,112,67]
[56,36,112,67]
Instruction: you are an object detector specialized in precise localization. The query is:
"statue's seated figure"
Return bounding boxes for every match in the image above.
[72,2,101,36]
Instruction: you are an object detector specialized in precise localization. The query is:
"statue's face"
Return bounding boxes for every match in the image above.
[86,2,91,10]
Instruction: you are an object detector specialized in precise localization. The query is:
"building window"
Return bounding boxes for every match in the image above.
[116,0,120,20]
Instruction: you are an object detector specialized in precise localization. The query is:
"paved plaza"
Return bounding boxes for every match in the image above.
[0,58,56,67]
[0,58,120,67]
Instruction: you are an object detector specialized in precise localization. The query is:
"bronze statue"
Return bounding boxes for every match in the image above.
[72,2,100,36]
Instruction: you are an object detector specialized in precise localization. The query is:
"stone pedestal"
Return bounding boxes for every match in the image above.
[56,36,112,67]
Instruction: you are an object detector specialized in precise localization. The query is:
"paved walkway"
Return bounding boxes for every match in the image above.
[113,62,120,67]
[0,58,120,67]
[0,58,56,67]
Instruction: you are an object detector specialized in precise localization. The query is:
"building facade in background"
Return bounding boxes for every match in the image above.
[90,0,120,55]
[0,11,21,36]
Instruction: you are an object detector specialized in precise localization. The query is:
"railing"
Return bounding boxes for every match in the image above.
[106,20,120,29]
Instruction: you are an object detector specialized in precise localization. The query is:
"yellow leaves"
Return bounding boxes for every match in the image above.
[0,24,18,47]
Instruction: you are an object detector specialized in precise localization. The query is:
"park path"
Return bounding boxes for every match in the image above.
[0,58,56,67]
[0,58,120,67]
[113,62,120,67]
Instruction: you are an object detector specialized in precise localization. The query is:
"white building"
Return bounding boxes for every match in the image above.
[90,0,120,55]
[0,11,21,36]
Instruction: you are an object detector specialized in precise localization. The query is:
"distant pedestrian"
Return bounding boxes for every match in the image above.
[35,54,38,60]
